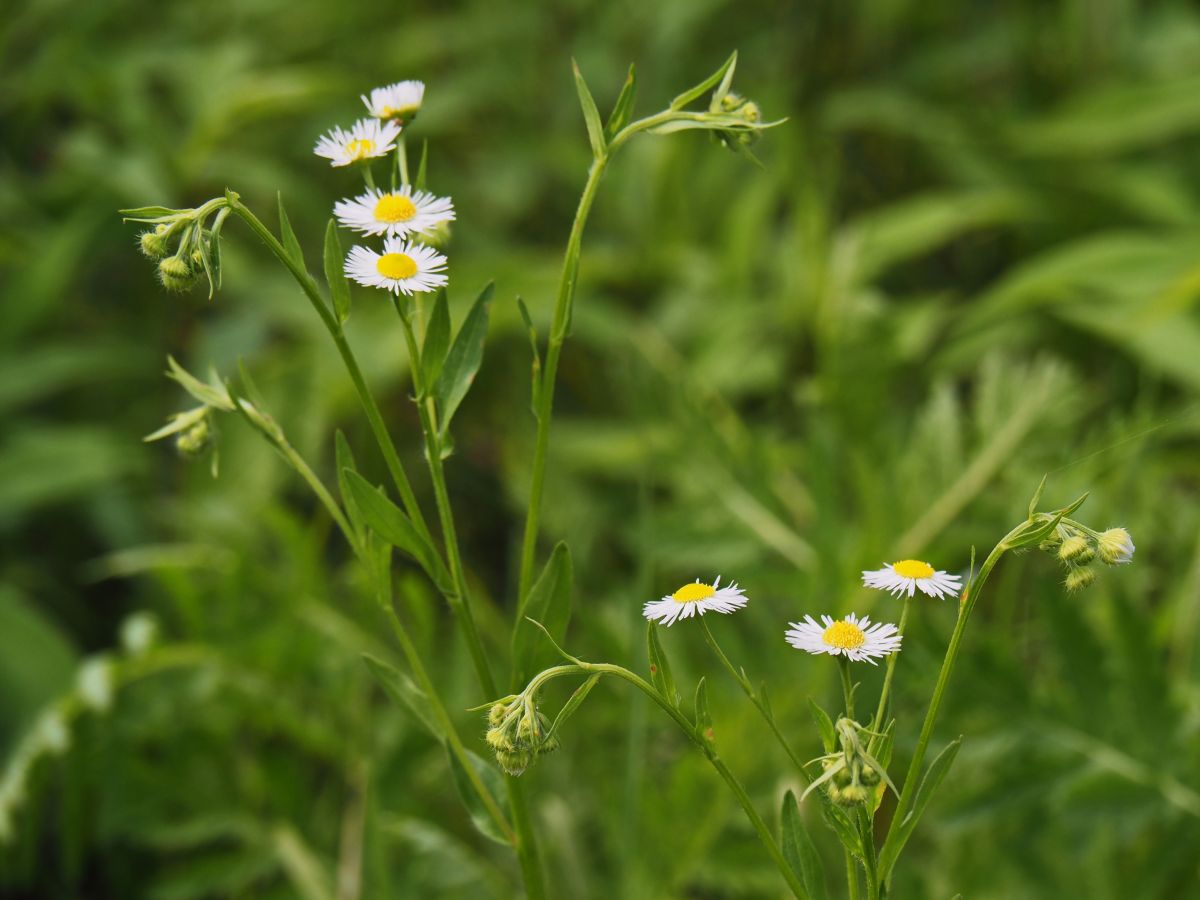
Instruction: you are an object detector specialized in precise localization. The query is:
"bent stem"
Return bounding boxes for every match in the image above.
[516,156,608,601]
[523,661,807,899]
[393,306,547,900]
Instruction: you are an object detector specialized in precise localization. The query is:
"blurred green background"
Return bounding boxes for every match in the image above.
[3,0,1200,897]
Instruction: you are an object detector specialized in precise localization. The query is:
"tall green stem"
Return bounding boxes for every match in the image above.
[228,200,434,549]
[870,595,912,740]
[516,157,608,601]
[394,308,546,900]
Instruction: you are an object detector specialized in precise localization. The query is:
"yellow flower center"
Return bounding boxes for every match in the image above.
[891,559,934,579]
[823,620,866,649]
[672,582,716,604]
[380,104,418,118]
[345,139,375,160]
[374,193,418,223]
[376,253,418,280]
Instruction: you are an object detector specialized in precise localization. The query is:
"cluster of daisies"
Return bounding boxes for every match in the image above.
[643,560,965,664]
[313,80,455,297]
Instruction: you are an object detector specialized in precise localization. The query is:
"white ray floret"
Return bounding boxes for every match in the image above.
[334,187,455,238]
[785,613,901,664]
[642,577,748,627]
[862,559,961,599]
[344,237,447,296]
[314,118,401,167]
[363,80,425,120]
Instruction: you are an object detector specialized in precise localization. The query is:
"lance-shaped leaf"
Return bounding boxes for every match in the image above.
[781,790,825,900]
[362,654,440,740]
[547,673,601,741]
[646,622,680,707]
[277,193,306,269]
[1027,473,1049,518]
[693,676,714,744]
[879,736,963,878]
[604,64,637,140]
[165,356,234,411]
[510,543,573,688]
[433,282,494,438]
[323,219,351,324]
[572,59,606,159]
[342,470,451,592]
[421,289,451,392]
[447,749,511,846]
[334,430,364,542]
[119,205,186,221]
[516,297,542,416]
[670,51,737,110]
[809,698,836,753]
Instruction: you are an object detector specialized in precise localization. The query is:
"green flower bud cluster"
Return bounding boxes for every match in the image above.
[1041,522,1135,593]
[122,197,232,299]
[804,717,896,809]
[712,90,767,149]
[174,414,214,458]
[484,695,559,777]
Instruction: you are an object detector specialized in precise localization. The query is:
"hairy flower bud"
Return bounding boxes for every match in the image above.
[1064,565,1096,592]
[175,416,213,457]
[139,224,171,259]
[158,255,197,292]
[1097,528,1135,565]
[1057,534,1089,562]
[496,748,532,777]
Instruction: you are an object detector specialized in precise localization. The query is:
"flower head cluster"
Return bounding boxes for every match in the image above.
[485,695,559,777]
[123,197,232,298]
[804,717,897,807]
[315,80,454,298]
[1040,522,1134,592]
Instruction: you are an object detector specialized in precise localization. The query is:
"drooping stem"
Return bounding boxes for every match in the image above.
[516,156,609,601]
[228,200,434,549]
[700,618,809,783]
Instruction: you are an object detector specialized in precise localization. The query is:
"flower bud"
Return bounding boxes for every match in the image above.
[485,727,512,751]
[488,701,510,729]
[1064,565,1096,593]
[139,224,171,259]
[158,255,197,292]
[496,748,532,777]
[859,763,881,787]
[1097,528,1135,565]
[832,783,870,806]
[175,416,213,457]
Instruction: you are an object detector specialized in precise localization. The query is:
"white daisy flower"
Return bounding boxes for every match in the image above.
[334,187,455,239]
[642,577,747,627]
[313,118,401,167]
[363,80,425,120]
[344,237,447,296]
[785,613,901,665]
[862,559,961,599]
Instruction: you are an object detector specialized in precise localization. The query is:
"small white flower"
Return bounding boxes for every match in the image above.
[344,237,447,296]
[862,559,961,599]
[334,187,455,239]
[363,80,425,120]
[642,577,748,626]
[313,118,401,167]
[785,613,901,665]
[1097,527,1135,565]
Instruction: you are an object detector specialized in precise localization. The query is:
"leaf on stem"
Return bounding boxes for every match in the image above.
[572,59,606,160]
[433,282,494,439]
[334,430,364,541]
[516,296,542,416]
[510,543,573,687]
[646,622,680,707]
[1027,473,1048,518]
[447,748,511,846]
[693,676,714,744]
[808,698,836,753]
[277,193,306,269]
[781,790,825,900]
[670,51,737,110]
[323,220,351,324]
[342,469,451,592]
[362,653,440,740]
[421,289,451,392]
[604,64,637,140]
[547,673,601,741]
[880,736,963,878]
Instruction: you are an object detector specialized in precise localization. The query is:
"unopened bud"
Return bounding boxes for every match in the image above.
[1064,565,1096,593]
[1097,528,1134,565]
[496,748,532,777]
[488,702,510,729]
[1057,535,1092,563]
[175,416,212,457]
[158,255,197,292]
[139,224,171,259]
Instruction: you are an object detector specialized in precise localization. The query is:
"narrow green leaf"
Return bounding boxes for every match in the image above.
[323,220,351,324]
[334,430,363,541]
[415,140,429,191]
[646,622,680,707]
[277,192,305,269]
[516,296,542,416]
[710,51,738,111]
[510,543,573,688]
[693,676,714,744]
[880,737,962,878]
[820,802,863,860]
[809,698,836,753]
[433,282,494,437]
[447,749,510,846]
[781,791,824,900]
[548,673,601,740]
[342,469,450,591]
[421,290,451,392]
[165,356,233,410]
[362,653,441,740]
[670,51,737,110]
[118,205,183,220]
[572,59,606,159]
[604,64,637,140]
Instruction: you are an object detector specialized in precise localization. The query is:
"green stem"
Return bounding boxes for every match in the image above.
[516,155,609,601]
[700,618,809,784]
[845,850,861,900]
[876,536,1013,880]
[526,661,807,899]
[839,656,856,720]
[869,595,912,742]
[394,306,546,900]
[228,200,434,549]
